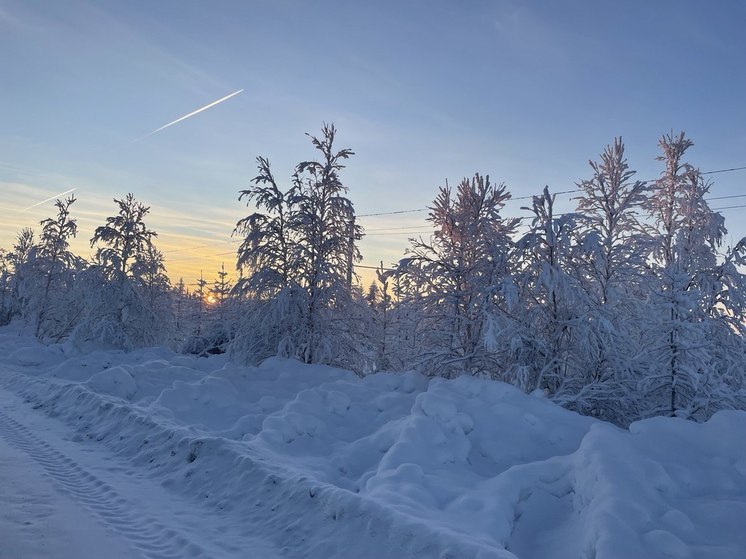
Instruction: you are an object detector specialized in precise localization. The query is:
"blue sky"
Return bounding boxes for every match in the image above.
[1,0,745,284]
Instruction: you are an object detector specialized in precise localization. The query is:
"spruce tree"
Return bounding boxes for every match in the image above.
[233,124,365,369]
[75,193,169,349]
[34,195,80,339]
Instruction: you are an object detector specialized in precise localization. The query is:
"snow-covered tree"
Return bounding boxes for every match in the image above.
[210,263,233,323]
[232,124,366,369]
[8,227,37,320]
[11,227,36,264]
[641,132,737,418]
[173,278,188,336]
[72,194,171,350]
[194,272,208,336]
[292,124,362,364]
[0,249,12,325]
[365,265,397,371]
[398,173,518,377]
[494,187,587,395]
[232,153,306,364]
[91,193,158,279]
[569,139,651,420]
[131,242,174,337]
[575,137,649,304]
[705,239,746,412]
[234,157,297,298]
[131,244,170,304]
[33,196,81,339]
[206,264,235,352]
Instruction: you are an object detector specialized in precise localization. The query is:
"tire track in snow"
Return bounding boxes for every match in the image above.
[0,409,210,559]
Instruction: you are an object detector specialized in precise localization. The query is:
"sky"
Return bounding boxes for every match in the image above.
[1,0,746,288]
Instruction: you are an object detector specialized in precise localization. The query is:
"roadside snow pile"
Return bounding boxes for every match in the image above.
[1,327,745,559]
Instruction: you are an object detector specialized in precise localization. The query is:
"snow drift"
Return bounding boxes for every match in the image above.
[1,328,745,558]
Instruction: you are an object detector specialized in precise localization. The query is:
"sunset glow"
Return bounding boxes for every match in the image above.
[1,3,745,557]
[2,2,744,291]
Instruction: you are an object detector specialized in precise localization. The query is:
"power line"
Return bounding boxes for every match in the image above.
[158,165,746,261]
[356,189,583,220]
[365,229,433,236]
[355,263,396,271]
[711,203,746,212]
[356,166,746,219]
[363,223,428,232]
[702,165,746,175]
[358,208,428,218]
[167,250,236,262]
[511,188,582,202]
[704,193,746,202]
[165,196,746,256]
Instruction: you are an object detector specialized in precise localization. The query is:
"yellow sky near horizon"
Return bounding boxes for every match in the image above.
[0,179,416,290]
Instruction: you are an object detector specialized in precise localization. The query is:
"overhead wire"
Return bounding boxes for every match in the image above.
[161,164,746,267]
[167,249,237,262]
[363,224,429,232]
[704,193,746,202]
[701,165,746,175]
[711,203,746,212]
[357,208,428,217]
[365,229,433,236]
[356,165,746,220]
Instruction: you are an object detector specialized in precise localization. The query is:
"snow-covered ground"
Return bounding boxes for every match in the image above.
[1,327,745,559]
[0,384,281,559]
[0,422,137,559]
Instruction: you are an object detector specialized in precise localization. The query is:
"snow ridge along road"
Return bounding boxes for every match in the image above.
[0,387,282,559]
[0,408,204,558]
[0,369,495,559]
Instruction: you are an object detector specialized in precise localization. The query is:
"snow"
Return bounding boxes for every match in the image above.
[0,433,137,559]
[0,385,282,558]
[1,327,745,558]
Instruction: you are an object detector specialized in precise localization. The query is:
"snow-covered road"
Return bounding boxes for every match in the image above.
[0,422,135,559]
[0,386,282,559]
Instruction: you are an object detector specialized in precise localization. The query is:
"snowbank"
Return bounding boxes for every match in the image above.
[1,328,744,558]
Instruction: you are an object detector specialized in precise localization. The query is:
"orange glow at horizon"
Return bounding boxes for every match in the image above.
[1,180,398,291]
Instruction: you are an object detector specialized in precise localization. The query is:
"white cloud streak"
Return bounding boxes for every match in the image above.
[133,89,244,142]
[22,187,77,211]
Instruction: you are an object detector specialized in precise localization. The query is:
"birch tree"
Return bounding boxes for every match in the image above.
[503,187,586,394]
[642,132,733,418]
[570,139,650,419]
[398,174,518,377]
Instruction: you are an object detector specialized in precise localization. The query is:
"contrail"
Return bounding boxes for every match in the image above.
[133,89,244,142]
[22,187,77,211]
